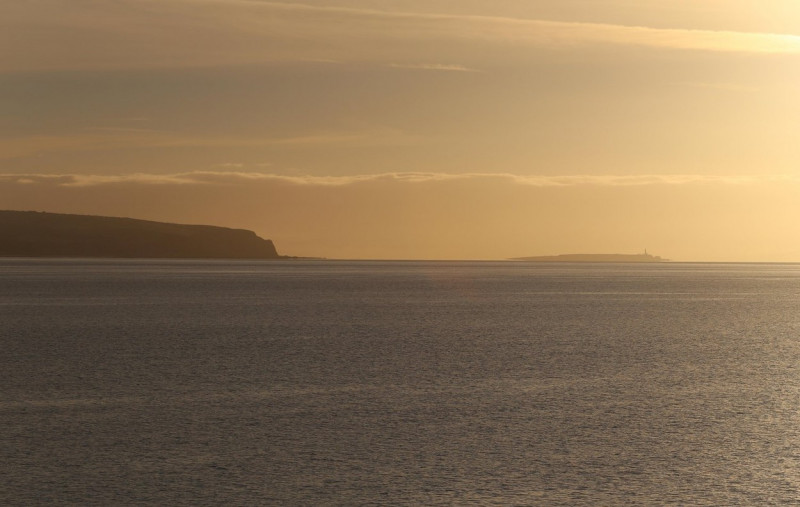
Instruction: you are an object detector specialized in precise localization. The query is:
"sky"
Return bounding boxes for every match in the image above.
[2,0,800,260]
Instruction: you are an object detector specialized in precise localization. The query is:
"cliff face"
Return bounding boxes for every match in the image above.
[0,211,281,259]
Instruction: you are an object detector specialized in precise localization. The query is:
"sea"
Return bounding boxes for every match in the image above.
[2,259,799,505]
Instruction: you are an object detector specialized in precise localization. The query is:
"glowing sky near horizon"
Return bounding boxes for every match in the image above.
[2,0,800,260]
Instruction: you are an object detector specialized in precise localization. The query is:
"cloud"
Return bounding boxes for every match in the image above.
[508,174,767,186]
[0,129,415,159]
[0,171,788,188]
[3,0,800,72]
[252,1,800,53]
[672,81,761,93]
[387,63,480,72]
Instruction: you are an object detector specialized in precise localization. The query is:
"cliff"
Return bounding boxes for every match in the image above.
[512,253,668,263]
[0,211,281,259]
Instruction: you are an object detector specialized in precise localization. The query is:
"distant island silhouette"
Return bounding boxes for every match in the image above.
[0,210,282,259]
[512,252,668,263]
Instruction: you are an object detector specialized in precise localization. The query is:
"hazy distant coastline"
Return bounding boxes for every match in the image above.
[0,210,282,259]
[511,253,668,263]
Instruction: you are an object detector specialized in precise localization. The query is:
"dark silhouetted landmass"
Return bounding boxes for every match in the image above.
[0,210,282,259]
[512,252,668,263]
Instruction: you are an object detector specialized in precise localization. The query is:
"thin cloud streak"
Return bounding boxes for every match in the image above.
[387,63,480,72]
[0,130,415,159]
[0,172,792,188]
[4,0,800,73]
[156,0,800,54]
[672,81,761,93]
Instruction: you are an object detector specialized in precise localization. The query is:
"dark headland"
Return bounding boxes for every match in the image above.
[0,210,282,259]
[512,252,668,263]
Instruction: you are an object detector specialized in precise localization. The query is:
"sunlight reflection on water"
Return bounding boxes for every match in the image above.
[2,260,799,504]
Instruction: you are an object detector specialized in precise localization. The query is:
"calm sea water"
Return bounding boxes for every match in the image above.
[2,259,800,505]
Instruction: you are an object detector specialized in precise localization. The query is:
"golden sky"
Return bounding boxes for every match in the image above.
[2,1,800,260]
